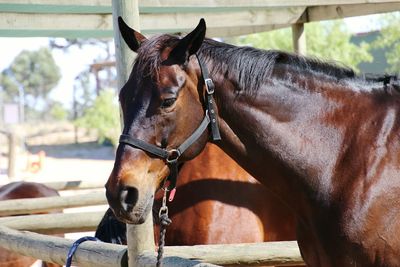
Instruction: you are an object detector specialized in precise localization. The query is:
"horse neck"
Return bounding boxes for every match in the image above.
[208,61,355,213]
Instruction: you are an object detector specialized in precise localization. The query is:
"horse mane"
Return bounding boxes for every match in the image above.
[198,39,356,94]
[130,34,398,96]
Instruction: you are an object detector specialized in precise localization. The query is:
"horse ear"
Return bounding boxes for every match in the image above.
[163,18,206,65]
[118,16,147,52]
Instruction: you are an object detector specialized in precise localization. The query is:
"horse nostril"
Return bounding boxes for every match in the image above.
[120,186,139,212]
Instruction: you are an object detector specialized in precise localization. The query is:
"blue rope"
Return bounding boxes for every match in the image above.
[65,236,99,267]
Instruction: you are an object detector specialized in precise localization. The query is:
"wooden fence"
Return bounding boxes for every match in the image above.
[0,224,303,266]
[0,180,305,266]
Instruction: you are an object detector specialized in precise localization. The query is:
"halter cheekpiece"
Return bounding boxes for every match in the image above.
[119,54,221,190]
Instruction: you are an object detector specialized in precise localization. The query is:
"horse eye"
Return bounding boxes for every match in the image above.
[161,98,176,108]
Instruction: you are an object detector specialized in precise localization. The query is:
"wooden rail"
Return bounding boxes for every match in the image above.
[160,241,305,266]
[0,191,107,216]
[0,211,105,234]
[0,224,304,266]
[0,225,127,267]
[42,180,106,191]
[0,191,106,215]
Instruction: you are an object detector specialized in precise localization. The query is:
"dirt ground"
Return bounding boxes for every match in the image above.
[1,122,115,184]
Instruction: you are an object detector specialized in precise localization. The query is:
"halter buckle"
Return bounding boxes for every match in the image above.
[205,78,215,94]
[166,149,181,163]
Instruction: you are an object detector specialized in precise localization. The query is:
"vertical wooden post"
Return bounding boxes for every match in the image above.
[112,0,138,89]
[111,1,155,266]
[292,23,306,55]
[7,131,17,180]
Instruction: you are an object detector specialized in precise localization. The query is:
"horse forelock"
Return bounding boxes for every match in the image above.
[135,34,180,81]
[119,34,180,106]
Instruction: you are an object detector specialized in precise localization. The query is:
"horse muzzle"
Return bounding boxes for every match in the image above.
[106,184,154,224]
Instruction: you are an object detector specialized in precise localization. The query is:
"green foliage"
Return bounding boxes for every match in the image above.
[49,101,68,121]
[371,13,400,73]
[234,21,373,72]
[0,72,19,101]
[235,27,293,51]
[75,89,120,146]
[305,21,372,70]
[0,47,61,111]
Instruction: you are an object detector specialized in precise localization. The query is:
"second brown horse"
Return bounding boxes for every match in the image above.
[153,143,296,245]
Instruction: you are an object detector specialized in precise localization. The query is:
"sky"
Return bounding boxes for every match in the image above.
[0,14,384,109]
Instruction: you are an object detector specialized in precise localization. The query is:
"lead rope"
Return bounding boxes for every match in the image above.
[156,189,172,267]
[65,236,99,267]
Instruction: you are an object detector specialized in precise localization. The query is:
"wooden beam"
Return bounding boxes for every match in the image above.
[0,224,306,267]
[0,226,220,267]
[138,254,220,267]
[207,24,289,37]
[42,180,106,191]
[138,241,304,266]
[0,211,105,234]
[0,2,110,14]
[0,13,113,31]
[1,3,400,38]
[0,29,113,38]
[0,225,127,267]
[111,2,156,267]
[140,8,306,31]
[0,25,290,38]
[140,0,400,8]
[0,192,107,216]
[292,23,307,55]
[7,131,17,179]
[2,1,400,15]
[306,2,400,22]
[0,9,304,31]
[0,0,109,5]
[0,8,305,37]
[2,0,398,8]
[112,0,137,87]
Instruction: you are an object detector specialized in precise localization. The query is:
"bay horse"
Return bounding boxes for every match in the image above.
[0,182,61,267]
[106,17,400,266]
[97,143,296,245]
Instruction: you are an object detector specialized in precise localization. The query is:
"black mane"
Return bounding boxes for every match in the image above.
[128,34,397,96]
[198,38,356,93]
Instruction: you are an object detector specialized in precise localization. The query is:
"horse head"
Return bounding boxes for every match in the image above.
[106,18,213,224]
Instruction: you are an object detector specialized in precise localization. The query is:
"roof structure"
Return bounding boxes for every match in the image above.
[1,0,400,38]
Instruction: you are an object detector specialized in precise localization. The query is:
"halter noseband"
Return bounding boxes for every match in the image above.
[119,55,221,190]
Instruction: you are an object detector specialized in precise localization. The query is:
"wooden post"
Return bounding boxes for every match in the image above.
[292,23,306,55]
[112,0,138,89]
[7,131,18,180]
[111,1,155,266]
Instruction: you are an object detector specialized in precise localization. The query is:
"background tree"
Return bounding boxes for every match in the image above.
[233,20,372,71]
[48,100,68,121]
[51,38,117,120]
[371,12,400,73]
[74,89,120,146]
[0,47,61,120]
[50,38,116,95]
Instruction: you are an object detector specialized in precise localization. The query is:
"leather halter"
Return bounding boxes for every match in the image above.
[119,55,221,190]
